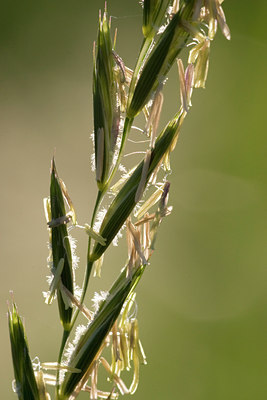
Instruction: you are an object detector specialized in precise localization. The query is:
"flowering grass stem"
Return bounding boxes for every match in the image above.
[8,1,230,399]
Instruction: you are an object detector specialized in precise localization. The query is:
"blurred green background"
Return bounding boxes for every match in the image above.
[1,1,267,399]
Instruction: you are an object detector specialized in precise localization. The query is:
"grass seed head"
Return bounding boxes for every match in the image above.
[49,158,74,330]
[8,301,41,400]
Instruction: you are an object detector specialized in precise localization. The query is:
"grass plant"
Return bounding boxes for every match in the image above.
[8,1,230,399]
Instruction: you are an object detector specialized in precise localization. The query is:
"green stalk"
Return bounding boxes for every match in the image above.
[56,330,69,399]
[70,189,104,331]
[104,116,133,190]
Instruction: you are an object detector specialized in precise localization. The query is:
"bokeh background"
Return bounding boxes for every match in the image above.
[1,1,267,399]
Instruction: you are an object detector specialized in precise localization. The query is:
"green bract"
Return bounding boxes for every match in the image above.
[142,0,173,38]
[50,159,74,331]
[8,302,40,400]
[93,8,118,190]
[59,265,145,399]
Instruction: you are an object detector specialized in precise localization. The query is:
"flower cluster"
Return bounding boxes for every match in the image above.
[8,1,230,399]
